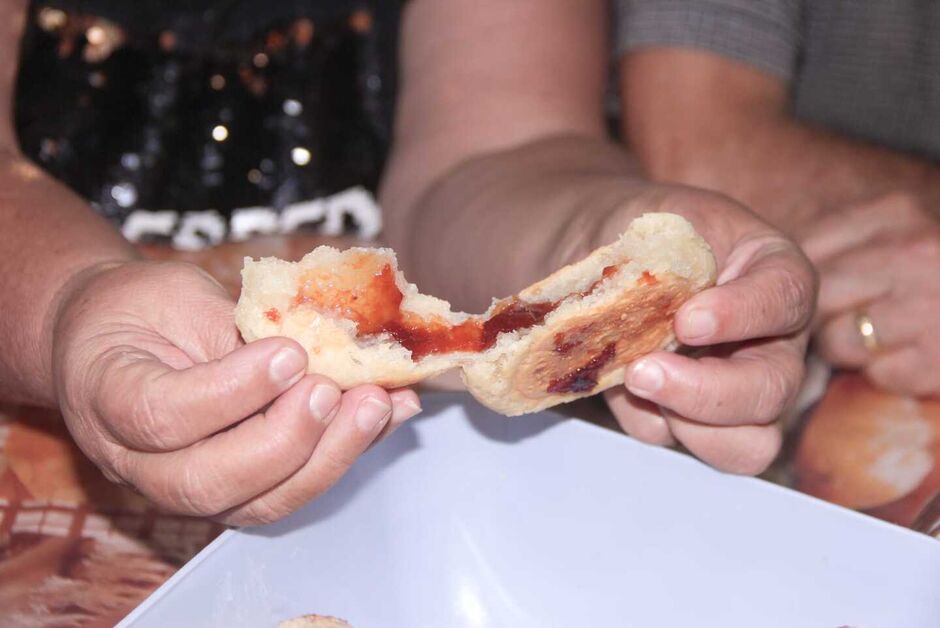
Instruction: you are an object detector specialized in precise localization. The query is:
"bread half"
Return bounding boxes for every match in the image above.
[235,213,716,415]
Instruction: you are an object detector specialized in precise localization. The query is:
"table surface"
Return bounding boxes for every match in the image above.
[1,234,938,626]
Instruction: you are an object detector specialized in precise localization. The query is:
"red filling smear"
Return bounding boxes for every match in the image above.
[578,265,619,297]
[546,343,617,393]
[294,261,631,361]
[553,331,580,355]
[481,300,558,349]
[382,319,483,361]
[264,308,281,323]
[639,270,658,286]
[295,263,484,360]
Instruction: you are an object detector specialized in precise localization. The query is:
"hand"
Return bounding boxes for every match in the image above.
[51,261,421,526]
[801,193,940,397]
[601,187,816,474]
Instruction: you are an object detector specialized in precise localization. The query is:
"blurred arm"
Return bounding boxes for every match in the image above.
[381,0,647,311]
[0,0,137,405]
[622,49,940,239]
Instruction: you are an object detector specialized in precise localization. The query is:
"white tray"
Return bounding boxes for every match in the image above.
[120,393,940,627]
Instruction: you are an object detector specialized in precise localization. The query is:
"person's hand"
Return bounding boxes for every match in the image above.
[51,261,421,526]
[601,186,817,474]
[801,193,940,397]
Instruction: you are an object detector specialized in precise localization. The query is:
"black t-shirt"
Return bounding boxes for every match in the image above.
[15,0,402,247]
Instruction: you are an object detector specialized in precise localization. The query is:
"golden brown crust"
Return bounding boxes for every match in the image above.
[516,276,691,397]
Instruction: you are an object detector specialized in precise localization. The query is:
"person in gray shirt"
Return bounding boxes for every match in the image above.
[617,0,940,399]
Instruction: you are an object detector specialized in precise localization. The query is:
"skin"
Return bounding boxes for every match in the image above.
[0,0,420,526]
[0,0,820,526]
[622,50,940,236]
[383,0,817,473]
[803,195,940,397]
[622,49,940,398]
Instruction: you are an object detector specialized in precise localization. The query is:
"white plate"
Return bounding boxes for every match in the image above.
[121,393,940,628]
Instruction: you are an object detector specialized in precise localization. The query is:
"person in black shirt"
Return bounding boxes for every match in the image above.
[16,0,400,245]
[0,0,817,524]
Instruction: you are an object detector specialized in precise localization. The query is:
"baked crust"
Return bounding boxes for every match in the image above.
[235,213,717,415]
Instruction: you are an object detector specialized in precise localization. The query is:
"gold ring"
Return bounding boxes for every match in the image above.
[855,312,880,352]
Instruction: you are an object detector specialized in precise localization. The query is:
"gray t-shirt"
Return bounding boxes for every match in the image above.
[617,1,940,161]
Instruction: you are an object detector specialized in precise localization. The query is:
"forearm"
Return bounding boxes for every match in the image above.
[381,0,635,311]
[650,117,940,240]
[382,134,655,312]
[623,50,940,241]
[0,0,136,405]
[0,151,137,405]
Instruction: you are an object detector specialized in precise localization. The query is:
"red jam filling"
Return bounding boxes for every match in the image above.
[381,319,483,361]
[546,343,617,393]
[553,331,581,356]
[292,261,641,363]
[481,300,558,349]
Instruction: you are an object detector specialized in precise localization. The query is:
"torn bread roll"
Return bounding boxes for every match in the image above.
[235,213,716,416]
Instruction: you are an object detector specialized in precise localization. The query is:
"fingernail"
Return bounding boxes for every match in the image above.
[269,347,305,383]
[309,384,341,423]
[356,396,392,432]
[627,359,665,397]
[395,398,422,423]
[682,308,717,340]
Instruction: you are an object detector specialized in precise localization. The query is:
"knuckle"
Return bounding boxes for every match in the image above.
[753,357,802,423]
[622,414,672,446]
[129,390,180,451]
[726,429,782,476]
[102,447,133,485]
[235,499,290,527]
[265,426,318,471]
[774,268,815,331]
[264,404,322,461]
[171,464,226,517]
[688,369,723,421]
[314,447,358,487]
[207,362,247,398]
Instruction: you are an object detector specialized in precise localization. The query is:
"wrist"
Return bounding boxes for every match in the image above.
[38,258,138,407]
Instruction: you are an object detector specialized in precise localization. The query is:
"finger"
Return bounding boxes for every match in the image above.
[816,269,890,320]
[814,311,873,369]
[116,375,343,517]
[219,386,402,526]
[666,413,783,476]
[96,337,309,451]
[817,236,940,316]
[815,242,901,318]
[603,386,675,447]
[816,302,921,368]
[866,347,939,397]
[674,238,816,346]
[624,339,805,426]
[374,389,423,445]
[801,193,932,264]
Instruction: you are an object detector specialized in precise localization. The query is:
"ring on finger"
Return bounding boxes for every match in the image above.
[854,311,880,352]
